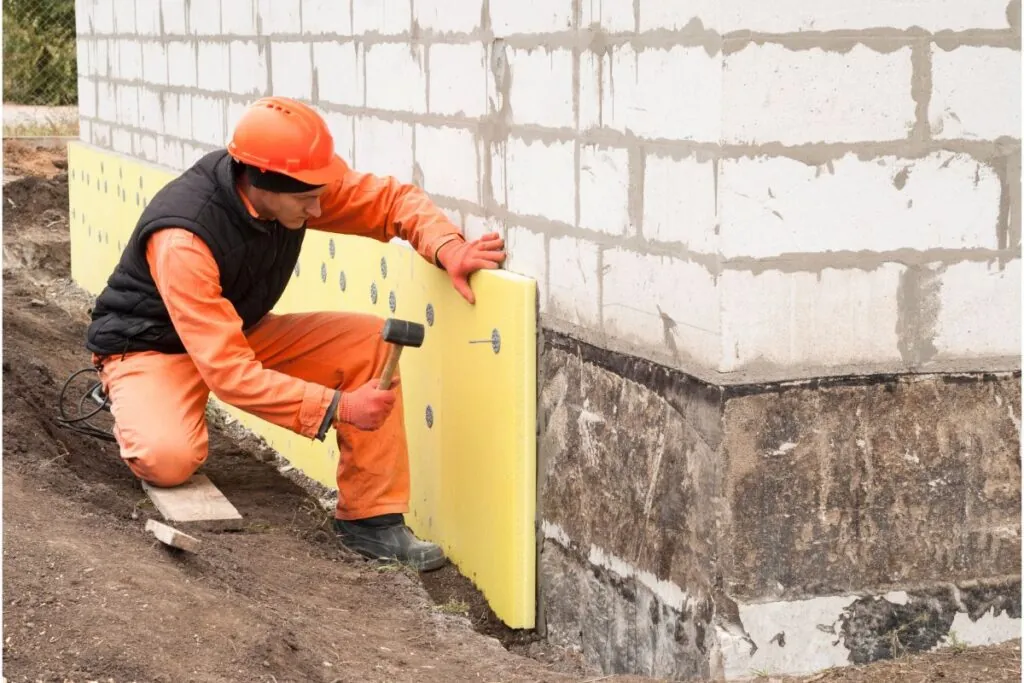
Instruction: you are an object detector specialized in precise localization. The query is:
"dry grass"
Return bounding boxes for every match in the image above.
[3,118,79,138]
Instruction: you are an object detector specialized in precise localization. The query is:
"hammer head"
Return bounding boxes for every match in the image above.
[381,318,425,348]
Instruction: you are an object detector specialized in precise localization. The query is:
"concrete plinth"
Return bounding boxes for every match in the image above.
[537,331,1021,680]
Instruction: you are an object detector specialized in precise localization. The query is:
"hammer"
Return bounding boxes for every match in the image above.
[378,318,425,390]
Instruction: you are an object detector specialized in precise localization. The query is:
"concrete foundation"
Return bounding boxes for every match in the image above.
[537,331,1021,680]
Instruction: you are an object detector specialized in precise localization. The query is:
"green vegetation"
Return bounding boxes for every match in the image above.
[432,598,470,615]
[3,0,78,106]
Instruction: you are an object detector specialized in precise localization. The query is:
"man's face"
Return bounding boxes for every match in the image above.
[258,186,327,229]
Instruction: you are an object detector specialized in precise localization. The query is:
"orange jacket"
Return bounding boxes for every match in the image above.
[145,164,463,440]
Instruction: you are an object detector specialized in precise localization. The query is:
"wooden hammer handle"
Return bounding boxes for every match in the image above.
[378,345,404,390]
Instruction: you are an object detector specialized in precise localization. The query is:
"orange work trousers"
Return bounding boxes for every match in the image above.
[96,311,409,521]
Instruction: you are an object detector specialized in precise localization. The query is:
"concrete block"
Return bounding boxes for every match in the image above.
[112,128,133,155]
[719,0,1013,32]
[603,250,721,369]
[113,0,136,33]
[97,81,116,123]
[719,152,1002,259]
[221,0,258,35]
[930,46,1022,141]
[135,0,162,34]
[118,40,143,81]
[116,85,139,128]
[158,136,185,170]
[416,0,482,33]
[638,0,718,31]
[188,0,220,34]
[136,133,158,162]
[492,137,576,225]
[323,112,355,162]
[579,144,631,236]
[75,38,91,77]
[302,0,352,34]
[79,118,92,146]
[643,153,717,253]
[719,264,906,373]
[142,41,168,86]
[184,143,211,167]
[92,122,112,148]
[93,0,115,33]
[76,39,90,78]
[107,39,121,76]
[490,0,574,35]
[508,47,574,129]
[77,79,97,119]
[934,259,1021,360]
[198,42,230,92]
[168,40,197,88]
[75,0,90,35]
[138,87,162,132]
[548,236,600,328]
[580,45,722,142]
[723,44,915,145]
[230,41,268,95]
[162,92,192,140]
[353,117,414,182]
[257,0,301,33]
[313,43,363,106]
[270,42,313,99]
[161,0,187,35]
[226,100,245,139]
[415,125,481,203]
[365,44,426,113]
[506,226,547,304]
[465,214,504,241]
[89,40,109,78]
[581,0,634,32]
[428,43,488,118]
[352,0,410,34]
[191,95,226,146]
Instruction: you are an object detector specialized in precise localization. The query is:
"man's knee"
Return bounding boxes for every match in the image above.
[124,430,208,487]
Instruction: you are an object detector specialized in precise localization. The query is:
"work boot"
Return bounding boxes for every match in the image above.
[333,513,446,572]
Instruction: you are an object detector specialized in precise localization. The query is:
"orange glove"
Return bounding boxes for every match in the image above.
[436,232,506,304]
[336,378,399,431]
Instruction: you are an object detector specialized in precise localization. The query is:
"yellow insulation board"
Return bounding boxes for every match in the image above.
[65,142,537,628]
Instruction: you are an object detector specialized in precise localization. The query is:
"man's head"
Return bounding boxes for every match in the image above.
[239,164,329,229]
[227,96,345,229]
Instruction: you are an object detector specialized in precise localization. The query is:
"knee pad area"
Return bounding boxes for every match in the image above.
[129,439,207,488]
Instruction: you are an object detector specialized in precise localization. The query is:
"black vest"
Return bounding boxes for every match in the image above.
[86,150,305,357]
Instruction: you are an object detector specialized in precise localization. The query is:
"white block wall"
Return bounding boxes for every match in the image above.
[73,0,1021,381]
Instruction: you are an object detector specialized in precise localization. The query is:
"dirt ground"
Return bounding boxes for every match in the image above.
[1,140,1019,683]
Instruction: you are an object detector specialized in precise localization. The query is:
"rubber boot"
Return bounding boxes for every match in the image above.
[333,513,446,572]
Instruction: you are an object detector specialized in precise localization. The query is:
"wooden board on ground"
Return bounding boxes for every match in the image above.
[145,519,201,553]
[142,473,243,531]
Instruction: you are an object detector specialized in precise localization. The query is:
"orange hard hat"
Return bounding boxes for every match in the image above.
[227,96,345,186]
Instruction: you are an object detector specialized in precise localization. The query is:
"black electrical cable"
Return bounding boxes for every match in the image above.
[55,367,117,443]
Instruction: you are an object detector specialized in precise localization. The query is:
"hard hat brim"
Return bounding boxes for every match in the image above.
[282,153,347,187]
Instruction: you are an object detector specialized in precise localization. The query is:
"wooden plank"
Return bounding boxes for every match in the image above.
[142,473,243,531]
[145,519,201,553]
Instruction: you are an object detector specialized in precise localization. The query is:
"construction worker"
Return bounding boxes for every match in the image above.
[84,96,506,572]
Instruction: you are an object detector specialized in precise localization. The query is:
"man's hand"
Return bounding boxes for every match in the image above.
[336,378,400,431]
[436,232,506,304]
